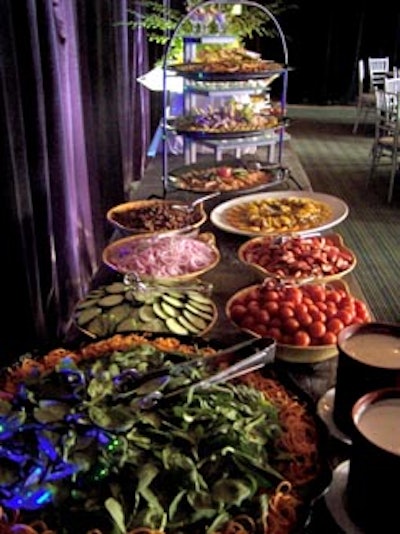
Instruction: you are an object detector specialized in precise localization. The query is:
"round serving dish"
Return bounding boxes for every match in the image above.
[102,232,220,283]
[225,279,372,363]
[238,232,357,284]
[210,190,349,237]
[106,199,207,236]
[73,280,218,339]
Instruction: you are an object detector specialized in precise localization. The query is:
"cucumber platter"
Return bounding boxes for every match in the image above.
[73,280,218,339]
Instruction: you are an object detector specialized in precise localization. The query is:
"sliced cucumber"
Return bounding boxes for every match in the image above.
[108,303,131,323]
[138,305,158,322]
[187,298,214,313]
[76,306,102,326]
[185,291,213,303]
[153,301,170,320]
[162,294,185,308]
[185,302,214,320]
[86,315,109,337]
[98,294,124,307]
[76,298,101,310]
[144,318,167,333]
[166,290,184,299]
[133,290,160,304]
[161,300,181,318]
[115,317,139,333]
[165,317,189,336]
[182,309,208,331]
[105,282,127,294]
[177,315,202,334]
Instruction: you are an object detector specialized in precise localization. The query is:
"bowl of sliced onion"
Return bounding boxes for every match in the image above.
[102,231,220,283]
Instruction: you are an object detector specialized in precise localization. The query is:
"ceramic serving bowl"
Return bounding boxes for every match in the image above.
[73,280,218,339]
[102,232,220,284]
[106,198,207,236]
[238,232,357,284]
[225,279,372,364]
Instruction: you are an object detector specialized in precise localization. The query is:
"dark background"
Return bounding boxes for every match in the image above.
[278,2,400,104]
[150,2,400,107]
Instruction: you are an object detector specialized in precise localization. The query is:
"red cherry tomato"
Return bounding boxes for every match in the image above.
[245,288,261,302]
[252,323,269,337]
[266,327,283,342]
[263,301,279,315]
[241,316,256,330]
[216,166,232,179]
[278,305,295,320]
[264,290,280,302]
[354,300,371,321]
[309,309,327,323]
[296,310,313,327]
[229,304,247,322]
[256,309,271,324]
[283,317,300,334]
[336,308,355,326]
[305,284,326,302]
[294,302,309,315]
[308,321,327,338]
[283,286,303,305]
[325,302,338,318]
[326,317,345,335]
[325,290,342,304]
[270,317,283,328]
[321,331,338,345]
[293,330,311,347]
[247,299,261,314]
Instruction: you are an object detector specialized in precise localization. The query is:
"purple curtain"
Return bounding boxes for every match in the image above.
[0,0,149,362]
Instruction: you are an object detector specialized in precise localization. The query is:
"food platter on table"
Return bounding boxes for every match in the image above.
[73,279,218,339]
[106,198,207,235]
[225,279,372,364]
[168,160,288,194]
[210,190,349,237]
[0,332,331,534]
[238,232,357,284]
[102,231,220,282]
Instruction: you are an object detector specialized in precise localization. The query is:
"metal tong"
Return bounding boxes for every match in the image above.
[123,272,213,295]
[124,337,276,411]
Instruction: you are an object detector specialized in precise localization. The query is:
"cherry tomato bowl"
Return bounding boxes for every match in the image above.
[225,279,372,363]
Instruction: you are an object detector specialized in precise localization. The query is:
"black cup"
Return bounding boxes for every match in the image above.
[346,387,400,532]
[333,322,400,437]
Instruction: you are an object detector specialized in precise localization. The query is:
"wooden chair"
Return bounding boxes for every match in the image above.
[353,59,376,134]
[368,89,400,202]
[367,57,390,91]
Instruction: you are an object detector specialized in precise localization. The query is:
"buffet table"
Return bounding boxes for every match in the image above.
[119,145,371,533]
[64,144,372,533]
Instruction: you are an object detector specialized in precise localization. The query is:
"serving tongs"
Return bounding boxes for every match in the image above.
[171,191,220,212]
[123,272,213,295]
[114,337,276,411]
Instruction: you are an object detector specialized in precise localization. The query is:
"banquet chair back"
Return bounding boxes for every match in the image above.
[368,57,390,91]
[353,59,376,134]
[384,76,400,94]
[368,89,400,202]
